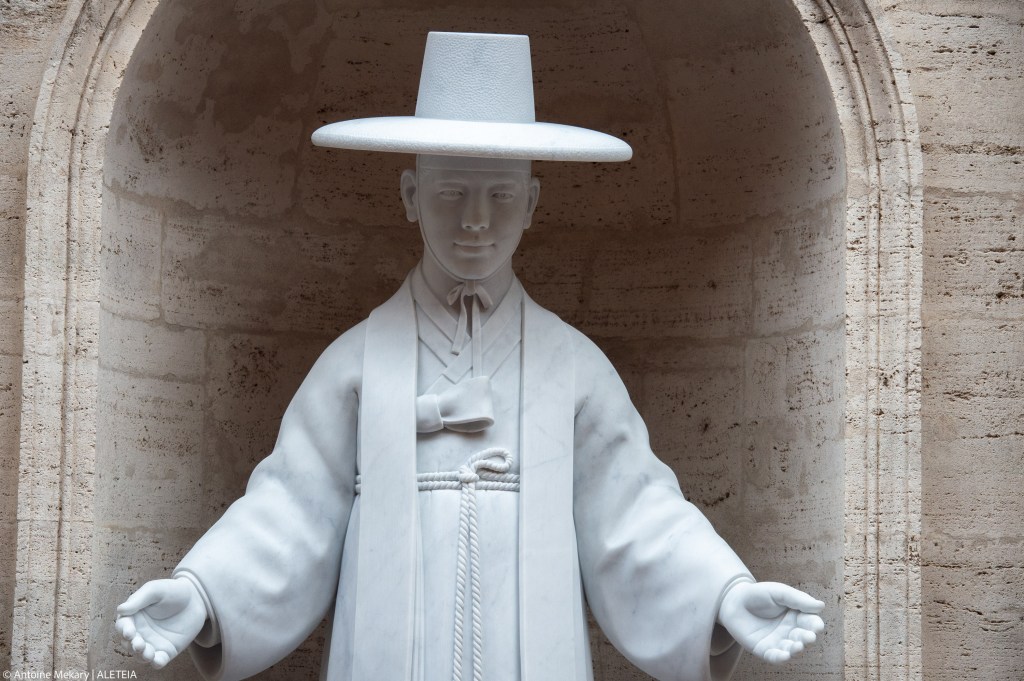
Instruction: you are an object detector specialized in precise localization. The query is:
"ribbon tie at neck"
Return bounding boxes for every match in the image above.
[447,281,493,379]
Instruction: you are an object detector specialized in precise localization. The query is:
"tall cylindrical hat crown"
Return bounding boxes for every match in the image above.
[415,32,536,123]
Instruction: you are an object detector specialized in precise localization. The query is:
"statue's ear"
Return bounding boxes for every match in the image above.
[400,169,419,223]
[523,177,541,230]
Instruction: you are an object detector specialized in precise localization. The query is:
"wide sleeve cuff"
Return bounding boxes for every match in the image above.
[709,575,756,680]
[173,569,220,647]
[171,568,226,681]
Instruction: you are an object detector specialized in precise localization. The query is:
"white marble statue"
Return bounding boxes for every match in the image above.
[115,31,825,681]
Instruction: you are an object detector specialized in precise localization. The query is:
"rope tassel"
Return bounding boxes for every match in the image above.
[452,448,512,681]
[353,446,516,681]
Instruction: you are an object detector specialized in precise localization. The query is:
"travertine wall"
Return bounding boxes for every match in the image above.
[0,0,73,663]
[97,2,844,680]
[1,1,1020,680]
[884,2,1024,680]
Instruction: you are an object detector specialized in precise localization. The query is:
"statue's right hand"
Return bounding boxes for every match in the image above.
[115,578,208,669]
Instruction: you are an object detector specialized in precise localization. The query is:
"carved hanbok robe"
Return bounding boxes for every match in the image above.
[174,268,752,681]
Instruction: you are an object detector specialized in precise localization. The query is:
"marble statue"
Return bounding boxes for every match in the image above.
[115,31,825,681]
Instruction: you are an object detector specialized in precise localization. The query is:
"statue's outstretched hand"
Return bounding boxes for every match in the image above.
[115,578,208,669]
[717,581,825,664]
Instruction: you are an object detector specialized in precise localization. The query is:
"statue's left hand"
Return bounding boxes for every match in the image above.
[114,578,208,669]
[717,581,825,664]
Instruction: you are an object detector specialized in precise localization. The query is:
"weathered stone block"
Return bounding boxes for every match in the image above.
[588,232,754,339]
[886,7,1024,148]
[99,310,206,383]
[100,196,162,321]
[95,371,205,528]
[923,566,1024,681]
[199,331,329,517]
[923,194,1024,317]
[752,208,846,337]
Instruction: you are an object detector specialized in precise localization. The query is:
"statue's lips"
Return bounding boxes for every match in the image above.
[454,241,494,254]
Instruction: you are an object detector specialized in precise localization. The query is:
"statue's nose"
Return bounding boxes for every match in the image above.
[462,194,490,231]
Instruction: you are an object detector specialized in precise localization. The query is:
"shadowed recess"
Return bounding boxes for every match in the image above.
[98,1,846,679]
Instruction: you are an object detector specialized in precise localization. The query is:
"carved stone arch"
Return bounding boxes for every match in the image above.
[793,2,923,679]
[16,0,161,668]
[14,1,920,680]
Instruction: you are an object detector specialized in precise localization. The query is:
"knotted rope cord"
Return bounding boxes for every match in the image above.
[451,447,512,681]
[353,470,519,495]
[447,281,493,379]
[352,447,517,681]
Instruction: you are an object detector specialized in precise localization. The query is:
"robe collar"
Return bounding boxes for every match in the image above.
[411,264,523,380]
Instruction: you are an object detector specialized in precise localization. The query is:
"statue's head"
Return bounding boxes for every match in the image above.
[311,30,631,280]
[400,155,540,281]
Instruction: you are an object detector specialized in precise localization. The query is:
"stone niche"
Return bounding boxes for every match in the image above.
[97,0,846,679]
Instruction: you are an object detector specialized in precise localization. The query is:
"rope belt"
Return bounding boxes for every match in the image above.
[355,447,518,681]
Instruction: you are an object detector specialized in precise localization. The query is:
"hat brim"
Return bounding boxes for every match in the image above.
[311,116,632,162]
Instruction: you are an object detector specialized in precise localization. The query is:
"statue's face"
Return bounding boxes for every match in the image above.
[402,157,540,281]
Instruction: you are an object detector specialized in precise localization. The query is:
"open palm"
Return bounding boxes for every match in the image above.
[115,578,207,669]
[718,581,825,664]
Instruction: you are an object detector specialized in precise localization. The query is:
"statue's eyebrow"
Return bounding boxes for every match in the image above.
[487,181,520,191]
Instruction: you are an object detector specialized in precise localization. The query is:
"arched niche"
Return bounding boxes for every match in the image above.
[96,2,845,679]
[15,0,921,679]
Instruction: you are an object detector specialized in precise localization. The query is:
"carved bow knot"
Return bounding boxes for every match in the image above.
[447,281,493,356]
[416,375,495,433]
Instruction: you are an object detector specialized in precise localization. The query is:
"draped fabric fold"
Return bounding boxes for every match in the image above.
[519,292,578,681]
[352,277,419,680]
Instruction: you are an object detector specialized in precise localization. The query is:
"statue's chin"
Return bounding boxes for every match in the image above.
[432,250,514,284]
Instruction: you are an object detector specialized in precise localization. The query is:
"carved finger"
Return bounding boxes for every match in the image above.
[796,612,826,633]
[789,627,818,645]
[115,616,136,640]
[764,582,825,614]
[153,651,170,669]
[131,634,146,654]
[763,648,791,665]
[142,642,156,663]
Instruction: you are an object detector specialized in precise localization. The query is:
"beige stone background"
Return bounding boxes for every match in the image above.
[0,1,1019,681]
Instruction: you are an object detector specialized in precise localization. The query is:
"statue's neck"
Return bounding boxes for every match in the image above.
[419,255,514,323]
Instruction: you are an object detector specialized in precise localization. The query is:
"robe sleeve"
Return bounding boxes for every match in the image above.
[172,322,366,681]
[570,329,753,681]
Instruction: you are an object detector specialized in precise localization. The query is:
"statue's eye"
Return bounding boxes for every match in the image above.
[438,189,464,199]
[492,191,515,202]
